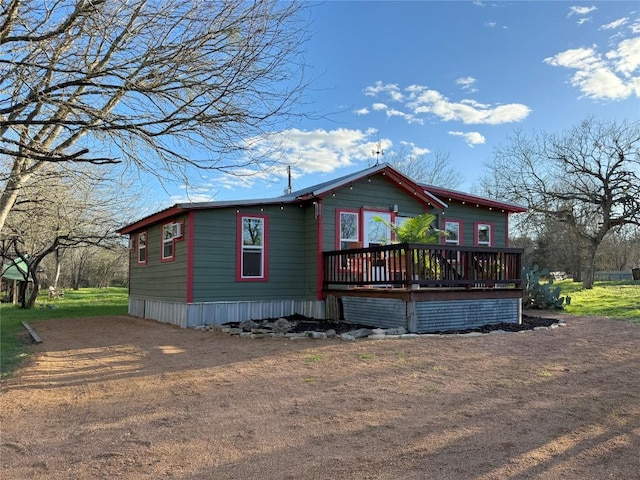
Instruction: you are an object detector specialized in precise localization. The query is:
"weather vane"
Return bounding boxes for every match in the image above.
[372,135,384,165]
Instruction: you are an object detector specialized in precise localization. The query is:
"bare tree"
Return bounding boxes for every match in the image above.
[1,164,134,307]
[0,0,309,232]
[484,118,640,289]
[387,149,463,189]
[596,225,640,272]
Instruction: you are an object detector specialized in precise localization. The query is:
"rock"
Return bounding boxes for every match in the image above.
[534,326,549,331]
[372,328,386,335]
[340,334,356,341]
[489,329,508,335]
[272,318,293,334]
[400,334,420,339]
[228,328,243,335]
[459,332,484,337]
[386,327,407,335]
[325,329,337,338]
[309,331,327,339]
[251,328,271,334]
[344,328,373,339]
[250,333,272,339]
[239,319,258,331]
[285,333,308,339]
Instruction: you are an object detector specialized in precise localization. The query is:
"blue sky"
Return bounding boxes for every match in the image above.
[154,1,639,209]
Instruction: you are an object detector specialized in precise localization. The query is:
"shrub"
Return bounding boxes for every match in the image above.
[523,265,571,310]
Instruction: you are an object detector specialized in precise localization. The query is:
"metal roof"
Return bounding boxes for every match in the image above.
[118,163,524,234]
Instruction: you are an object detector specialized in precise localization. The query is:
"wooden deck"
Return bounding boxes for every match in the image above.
[322,243,524,332]
[323,242,524,290]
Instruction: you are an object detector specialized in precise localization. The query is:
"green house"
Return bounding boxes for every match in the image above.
[118,164,526,329]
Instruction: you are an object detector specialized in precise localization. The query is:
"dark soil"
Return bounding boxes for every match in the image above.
[222,312,559,335]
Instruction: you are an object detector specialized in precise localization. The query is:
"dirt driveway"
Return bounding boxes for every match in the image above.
[1,314,639,479]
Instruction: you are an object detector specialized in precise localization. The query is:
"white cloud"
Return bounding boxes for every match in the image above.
[240,128,393,178]
[456,76,478,92]
[568,6,597,17]
[386,108,423,125]
[600,17,629,30]
[363,82,530,125]
[576,17,592,26]
[607,37,640,76]
[354,107,370,115]
[364,81,404,102]
[544,37,640,100]
[399,140,431,158]
[448,131,486,147]
[631,21,640,34]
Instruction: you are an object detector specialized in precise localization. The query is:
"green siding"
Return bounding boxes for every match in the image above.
[126,171,513,306]
[128,215,189,302]
[303,204,319,299]
[442,201,509,247]
[191,205,313,302]
[321,173,433,251]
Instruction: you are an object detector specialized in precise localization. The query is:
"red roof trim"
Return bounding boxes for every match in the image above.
[382,168,448,210]
[424,186,527,213]
[117,206,185,235]
[306,166,448,210]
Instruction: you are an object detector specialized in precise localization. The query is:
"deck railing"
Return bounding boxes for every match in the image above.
[323,242,524,289]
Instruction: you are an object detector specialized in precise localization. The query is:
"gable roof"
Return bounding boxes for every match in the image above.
[2,258,31,282]
[422,184,527,213]
[118,163,525,234]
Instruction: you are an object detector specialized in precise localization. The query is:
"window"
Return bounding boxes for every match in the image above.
[162,223,175,260]
[444,220,461,245]
[476,223,492,246]
[238,215,268,280]
[339,211,359,249]
[137,232,147,265]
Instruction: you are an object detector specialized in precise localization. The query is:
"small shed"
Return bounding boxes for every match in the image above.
[1,258,31,304]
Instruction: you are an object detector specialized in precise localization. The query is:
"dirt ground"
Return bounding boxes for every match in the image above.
[1,313,639,480]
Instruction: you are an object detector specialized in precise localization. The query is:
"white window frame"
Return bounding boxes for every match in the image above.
[162,223,175,260]
[137,232,147,265]
[339,211,359,250]
[445,221,461,245]
[241,216,265,279]
[477,223,492,246]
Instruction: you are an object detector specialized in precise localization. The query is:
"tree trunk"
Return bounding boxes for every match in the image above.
[582,242,599,289]
[25,269,41,309]
[53,249,63,289]
[0,172,27,234]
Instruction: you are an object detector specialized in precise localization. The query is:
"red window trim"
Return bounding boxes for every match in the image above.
[474,221,495,246]
[335,208,360,250]
[160,220,185,263]
[236,213,269,282]
[136,231,147,266]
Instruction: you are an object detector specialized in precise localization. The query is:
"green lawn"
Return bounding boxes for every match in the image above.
[556,280,640,321]
[0,287,128,378]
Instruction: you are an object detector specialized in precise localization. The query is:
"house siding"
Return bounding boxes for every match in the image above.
[128,215,189,302]
[190,205,313,302]
[442,201,509,247]
[321,173,431,251]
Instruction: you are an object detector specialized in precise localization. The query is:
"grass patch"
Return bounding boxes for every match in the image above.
[1,287,128,378]
[556,280,640,321]
[358,352,375,360]
[306,354,324,363]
